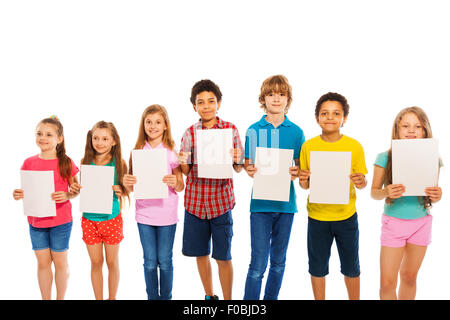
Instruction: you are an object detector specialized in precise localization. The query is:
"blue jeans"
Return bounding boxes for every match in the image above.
[137,223,177,300]
[243,212,294,300]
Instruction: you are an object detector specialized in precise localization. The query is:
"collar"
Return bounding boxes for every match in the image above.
[195,116,225,129]
[257,115,292,128]
[144,141,164,149]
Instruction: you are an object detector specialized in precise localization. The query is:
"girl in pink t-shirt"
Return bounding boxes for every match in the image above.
[13,116,79,300]
[124,105,184,300]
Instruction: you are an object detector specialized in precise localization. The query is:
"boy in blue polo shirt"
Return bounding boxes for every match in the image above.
[243,75,305,300]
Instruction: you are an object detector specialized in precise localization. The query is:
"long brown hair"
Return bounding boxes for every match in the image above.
[82,121,129,207]
[385,107,433,208]
[129,104,175,174]
[38,117,73,182]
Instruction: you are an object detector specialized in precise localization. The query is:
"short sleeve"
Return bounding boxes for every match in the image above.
[374,151,389,169]
[353,143,368,175]
[244,127,257,162]
[71,159,79,177]
[232,125,244,153]
[295,129,305,160]
[180,128,193,164]
[299,143,309,170]
[168,149,180,170]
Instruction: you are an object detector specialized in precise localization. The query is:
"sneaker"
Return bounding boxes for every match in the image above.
[205,295,219,300]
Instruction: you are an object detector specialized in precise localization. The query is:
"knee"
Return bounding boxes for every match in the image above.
[247,260,268,280]
[400,269,418,286]
[90,257,103,271]
[143,257,158,271]
[158,255,173,271]
[106,257,119,270]
[380,277,397,292]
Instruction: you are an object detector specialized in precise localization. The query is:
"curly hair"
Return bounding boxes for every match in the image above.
[315,92,350,118]
[190,79,222,105]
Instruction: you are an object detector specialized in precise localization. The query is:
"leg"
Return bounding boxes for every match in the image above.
[307,217,333,300]
[216,259,233,300]
[51,250,70,300]
[48,221,72,300]
[334,213,360,300]
[264,213,294,300]
[398,243,427,300]
[137,223,159,300]
[156,224,177,300]
[211,211,234,300]
[379,246,404,300]
[34,249,53,300]
[105,244,120,300]
[196,255,214,297]
[344,276,360,300]
[86,243,104,300]
[243,213,271,300]
[310,276,326,300]
[182,211,213,298]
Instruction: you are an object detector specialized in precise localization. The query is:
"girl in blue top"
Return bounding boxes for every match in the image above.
[371,107,442,300]
[71,121,129,300]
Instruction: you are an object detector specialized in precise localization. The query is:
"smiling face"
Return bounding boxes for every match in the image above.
[35,123,62,153]
[316,100,347,134]
[264,91,288,115]
[398,112,425,139]
[92,127,116,155]
[193,91,221,122]
[144,112,167,142]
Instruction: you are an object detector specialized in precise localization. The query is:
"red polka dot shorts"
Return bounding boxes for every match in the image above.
[82,214,124,245]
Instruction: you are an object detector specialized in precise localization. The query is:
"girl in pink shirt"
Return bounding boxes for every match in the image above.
[124,105,184,300]
[13,116,79,300]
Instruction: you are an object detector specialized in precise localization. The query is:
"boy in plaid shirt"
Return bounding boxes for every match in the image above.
[179,79,244,300]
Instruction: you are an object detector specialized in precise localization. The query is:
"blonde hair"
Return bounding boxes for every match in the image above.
[386,106,433,208]
[258,75,293,113]
[129,104,175,173]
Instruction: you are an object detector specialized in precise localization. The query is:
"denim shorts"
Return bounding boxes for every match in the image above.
[307,213,360,278]
[29,221,73,252]
[182,210,233,261]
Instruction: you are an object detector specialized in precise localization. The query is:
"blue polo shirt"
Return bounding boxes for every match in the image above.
[245,115,305,213]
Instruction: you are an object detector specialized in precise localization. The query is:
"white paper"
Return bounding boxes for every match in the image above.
[309,151,351,204]
[252,147,293,202]
[392,138,439,196]
[20,170,56,217]
[132,149,168,199]
[196,128,233,179]
[79,165,115,214]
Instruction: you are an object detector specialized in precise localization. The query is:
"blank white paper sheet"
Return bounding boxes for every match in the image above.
[252,147,293,202]
[79,165,115,214]
[20,170,56,217]
[309,151,351,205]
[132,149,168,199]
[196,128,233,179]
[392,138,439,196]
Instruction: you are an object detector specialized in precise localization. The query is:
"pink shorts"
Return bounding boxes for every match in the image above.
[381,214,432,248]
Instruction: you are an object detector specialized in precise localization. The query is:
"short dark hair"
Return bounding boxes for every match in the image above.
[315,92,350,118]
[190,79,222,105]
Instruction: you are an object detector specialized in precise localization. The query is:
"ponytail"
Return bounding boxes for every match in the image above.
[38,117,73,182]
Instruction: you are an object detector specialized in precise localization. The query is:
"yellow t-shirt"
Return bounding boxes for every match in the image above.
[299,135,368,221]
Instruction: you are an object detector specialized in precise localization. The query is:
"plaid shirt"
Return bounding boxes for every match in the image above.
[180,117,243,220]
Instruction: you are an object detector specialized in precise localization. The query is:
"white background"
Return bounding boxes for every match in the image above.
[1,0,449,300]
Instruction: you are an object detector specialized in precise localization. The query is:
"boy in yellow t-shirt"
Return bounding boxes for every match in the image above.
[299,92,368,300]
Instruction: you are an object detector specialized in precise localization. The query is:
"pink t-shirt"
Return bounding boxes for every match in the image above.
[21,155,79,228]
[135,142,180,226]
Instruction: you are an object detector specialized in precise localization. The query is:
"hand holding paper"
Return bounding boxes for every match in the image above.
[20,170,56,217]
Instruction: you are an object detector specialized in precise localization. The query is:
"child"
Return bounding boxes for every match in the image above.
[299,92,368,300]
[70,121,129,300]
[179,79,244,300]
[123,105,184,300]
[12,116,79,300]
[370,107,442,300]
[243,75,305,300]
